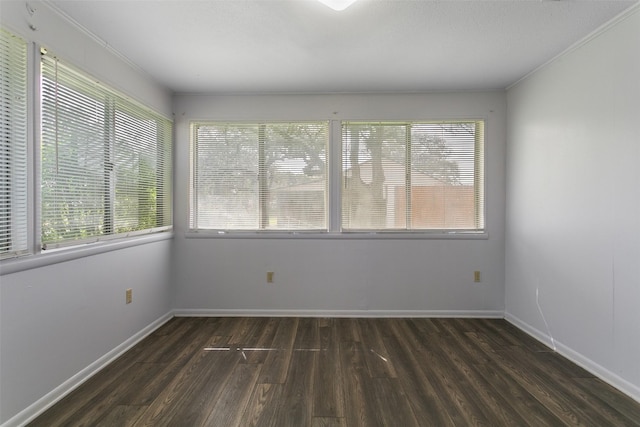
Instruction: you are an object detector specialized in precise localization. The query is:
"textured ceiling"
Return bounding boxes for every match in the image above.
[48,0,637,94]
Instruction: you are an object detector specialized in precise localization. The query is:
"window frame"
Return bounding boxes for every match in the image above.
[39,52,173,250]
[190,121,331,233]
[187,118,487,239]
[0,33,174,274]
[341,120,485,233]
[0,28,30,260]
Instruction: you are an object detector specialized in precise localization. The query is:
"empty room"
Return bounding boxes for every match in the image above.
[1,0,639,425]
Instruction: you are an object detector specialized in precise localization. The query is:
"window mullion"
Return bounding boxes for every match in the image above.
[328,119,342,232]
[104,97,115,235]
[258,124,267,229]
[190,124,199,229]
[29,41,40,255]
[405,124,412,230]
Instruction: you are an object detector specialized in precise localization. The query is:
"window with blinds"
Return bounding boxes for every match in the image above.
[41,53,172,248]
[191,122,328,231]
[0,29,28,259]
[342,121,484,231]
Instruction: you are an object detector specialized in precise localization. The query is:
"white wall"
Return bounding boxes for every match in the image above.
[0,240,173,424]
[505,6,640,401]
[172,92,506,316]
[0,0,172,118]
[0,2,174,425]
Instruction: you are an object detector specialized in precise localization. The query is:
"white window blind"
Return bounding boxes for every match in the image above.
[342,121,484,231]
[41,53,172,248]
[191,122,328,231]
[0,29,28,259]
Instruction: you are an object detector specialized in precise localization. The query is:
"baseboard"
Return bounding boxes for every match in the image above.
[505,312,640,404]
[2,311,174,427]
[173,308,504,318]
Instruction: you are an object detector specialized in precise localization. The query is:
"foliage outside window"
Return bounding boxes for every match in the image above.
[342,121,484,231]
[191,122,328,231]
[190,120,484,235]
[0,28,28,259]
[41,53,172,248]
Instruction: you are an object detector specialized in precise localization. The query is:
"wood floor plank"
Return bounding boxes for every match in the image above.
[228,317,263,345]
[121,320,228,407]
[371,377,420,427]
[489,319,552,352]
[94,405,147,427]
[356,319,397,379]
[407,317,445,335]
[380,330,456,426]
[202,363,262,426]
[335,317,361,343]
[140,317,209,363]
[392,322,490,425]
[57,362,162,426]
[340,340,390,427]
[242,383,283,427]
[435,335,532,426]
[258,317,299,384]
[491,345,624,426]
[271,351,316,427]
[132,334,233,426]
[293,317,320,349]
[506,345,638,426]
[313,323,345,418]
[311,417,346,427]
[473,362,565,426]
[161,346,241,426]
[441,319,544,425]
[243,317,280,364]
[534,350,595,378]
[575,377,640,425]
[28,317,640,427]
[480,318,552,351]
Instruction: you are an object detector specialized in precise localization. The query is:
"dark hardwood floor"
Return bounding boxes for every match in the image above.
[29,317,640,426]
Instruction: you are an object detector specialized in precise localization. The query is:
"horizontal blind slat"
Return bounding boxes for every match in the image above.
[191,122,328,231]
[0,28,28,259]
[342,121,484,231]
[40,53,172,247]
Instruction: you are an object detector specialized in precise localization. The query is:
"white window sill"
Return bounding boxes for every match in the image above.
[0,231,173,276]
[184,230,488,240]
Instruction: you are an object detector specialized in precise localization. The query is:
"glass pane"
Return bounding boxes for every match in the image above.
[342,124,407,230]
[264,123,327,230]
[0,29,28,258]
[343,121,483,231]
[411,123,477,229]
[192,122,327,231]
[114,107,159,233]
[40,55,172,247]
[195,124,259,229]
[41,65,108,243]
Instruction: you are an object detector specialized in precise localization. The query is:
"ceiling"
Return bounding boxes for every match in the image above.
[48,0,637,94]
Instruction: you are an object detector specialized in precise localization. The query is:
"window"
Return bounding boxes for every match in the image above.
[0,29,28,259]
[191,122,328,231]
[40,53,172,248]
[342,121,484,231]
[190,119,484,236]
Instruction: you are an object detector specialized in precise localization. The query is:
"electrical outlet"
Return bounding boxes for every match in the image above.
[474,271,481,283]
[126,288,132,304]
[266,272,274,283]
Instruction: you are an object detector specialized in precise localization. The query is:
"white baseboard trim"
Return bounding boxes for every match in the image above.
[505,312,640,404]
[173,308,504,318]
[2,311,174,427]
